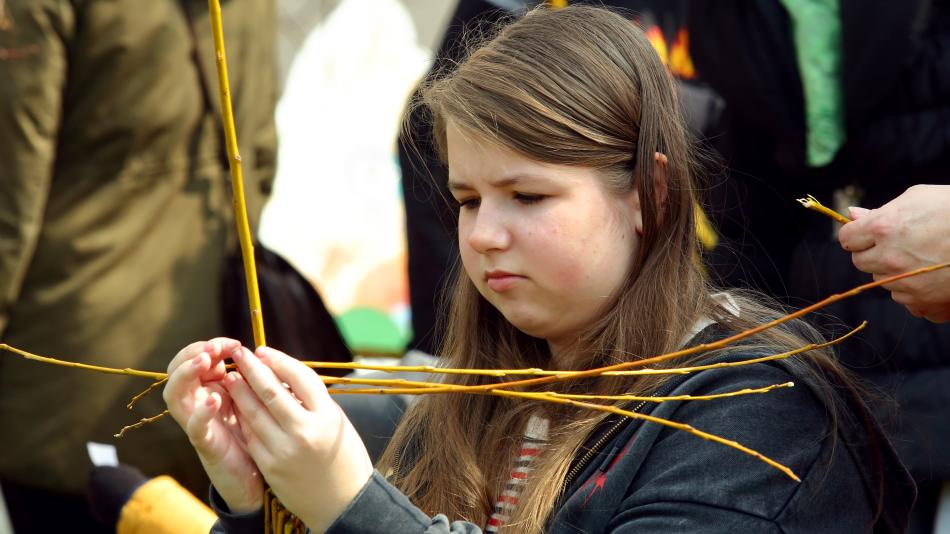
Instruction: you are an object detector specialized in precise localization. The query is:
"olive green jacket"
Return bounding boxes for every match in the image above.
[0,0,276,494]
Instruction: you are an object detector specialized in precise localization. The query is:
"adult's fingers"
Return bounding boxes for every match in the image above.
[851,245,893,275]
[230,347,305,430]
[256,346,327,411]
[838,210,876,253]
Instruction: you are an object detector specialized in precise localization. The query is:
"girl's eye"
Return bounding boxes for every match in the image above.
[457,198,480,210]
[515,193,545,204]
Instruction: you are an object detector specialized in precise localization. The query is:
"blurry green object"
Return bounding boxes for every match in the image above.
[336,307,409,356]
[779,0,845,167]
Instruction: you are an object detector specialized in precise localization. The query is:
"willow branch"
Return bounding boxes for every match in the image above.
[114,410,171,438]
[411,263,949,396]
[496,389,800,481]
[797,194,851,224]
[127,378,169,410]
[208,0,266,349]
[0,320,867,395]
[0,344,166,380]
[309,321,866,379]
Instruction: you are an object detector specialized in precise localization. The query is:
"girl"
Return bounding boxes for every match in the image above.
[165,6,913,533]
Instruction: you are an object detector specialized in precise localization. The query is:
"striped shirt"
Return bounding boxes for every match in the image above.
[485,415,550,532]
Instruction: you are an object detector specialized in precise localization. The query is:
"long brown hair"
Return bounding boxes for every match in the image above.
[379,5,861,531]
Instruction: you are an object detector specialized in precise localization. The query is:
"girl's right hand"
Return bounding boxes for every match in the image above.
[163,338,264,513]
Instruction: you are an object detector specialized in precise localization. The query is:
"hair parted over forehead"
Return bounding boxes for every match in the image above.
[418,4,698,275]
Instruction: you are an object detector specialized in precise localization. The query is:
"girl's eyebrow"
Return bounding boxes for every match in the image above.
[448,174,548,192]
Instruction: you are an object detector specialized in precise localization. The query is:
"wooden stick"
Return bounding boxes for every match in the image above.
[208,0,266,349]
[307,321,866,379]
[495,389,801,482]
[0,344,165,380]
[114,410,171,438]
[411,263,949,396]
[797,194,851,224]
[206,2,278,530]
[127,378,168,410]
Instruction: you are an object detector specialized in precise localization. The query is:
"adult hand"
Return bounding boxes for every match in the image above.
[838,184,950,322]
[163,338,264,512]
[224,345,374,532]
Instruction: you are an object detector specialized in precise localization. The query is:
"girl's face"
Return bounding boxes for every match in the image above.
[447,123,644,356]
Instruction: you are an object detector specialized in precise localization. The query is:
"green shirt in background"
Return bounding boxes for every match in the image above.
[779,0,846,167]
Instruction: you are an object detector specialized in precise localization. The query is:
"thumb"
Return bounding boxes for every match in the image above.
[848,206,870,220]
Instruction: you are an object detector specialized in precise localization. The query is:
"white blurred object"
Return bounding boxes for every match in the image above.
[936,480,950,533]
[260,0,432,321]
[0,484,10,534]
[86,441,119,467]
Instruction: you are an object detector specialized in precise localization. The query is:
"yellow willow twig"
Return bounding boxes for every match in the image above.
[209,0,266,349]
[306,321,867,379]
[128,378,168,410]
[335,382,795,402]
[206,1,283,530]
[115,410,171,438]
[797,194,851,224]
[2,322,863,402]
[0,321,863,480]
[0,344,166,380]
[540,382,793,402]
[401,263,950,397]
[496,389,801,482]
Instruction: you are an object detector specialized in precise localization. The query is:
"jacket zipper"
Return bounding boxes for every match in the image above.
[560,400,647,492]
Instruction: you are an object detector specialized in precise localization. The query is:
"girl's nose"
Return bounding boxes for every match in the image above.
[467,207,510,253]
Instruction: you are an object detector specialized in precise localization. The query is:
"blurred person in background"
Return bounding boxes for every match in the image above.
[686,1,950,531]
[0,0,277,531]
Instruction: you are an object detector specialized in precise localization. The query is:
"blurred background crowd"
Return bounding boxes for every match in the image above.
[0,0,948,532]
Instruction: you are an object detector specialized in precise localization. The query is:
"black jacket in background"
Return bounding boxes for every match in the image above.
[689,0,950,480]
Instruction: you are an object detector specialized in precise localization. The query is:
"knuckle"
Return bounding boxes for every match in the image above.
[260,385,280,405]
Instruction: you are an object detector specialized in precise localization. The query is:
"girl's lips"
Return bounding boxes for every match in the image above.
[486,274,524,292]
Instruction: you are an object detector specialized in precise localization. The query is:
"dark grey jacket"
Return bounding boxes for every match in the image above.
[210,347,914,533]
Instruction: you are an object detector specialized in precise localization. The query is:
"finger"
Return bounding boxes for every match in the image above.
[223,370,283,440]
[186,389,223,452]
[851,247,889,275]
[164,352,212,419]
[200,338,243,382]
[924,306,950,324]
[168,341,211,375]
[167,338,241,376]
[838,210,875,252]
[232,401,275,471]
[231,347,305,429]
[256,346,328,411]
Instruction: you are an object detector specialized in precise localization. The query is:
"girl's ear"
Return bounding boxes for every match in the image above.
[631,152,670,235]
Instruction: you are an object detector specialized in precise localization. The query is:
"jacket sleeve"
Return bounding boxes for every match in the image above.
[0,1,73,335]
[209,473,484,534]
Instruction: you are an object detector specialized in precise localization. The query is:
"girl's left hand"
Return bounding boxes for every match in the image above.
[223,345,374,532]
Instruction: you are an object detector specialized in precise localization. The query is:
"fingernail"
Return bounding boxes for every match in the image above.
[231,348,242,361]
[212,340,221,355]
